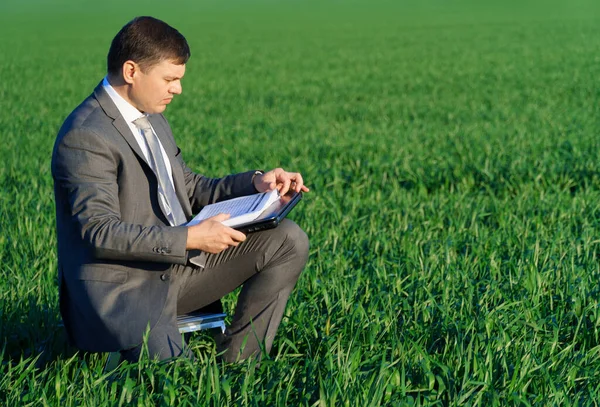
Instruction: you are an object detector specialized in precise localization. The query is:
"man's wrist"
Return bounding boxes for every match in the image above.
[252,170,264,191]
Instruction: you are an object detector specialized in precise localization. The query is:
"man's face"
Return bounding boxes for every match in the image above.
[129,59,185,114]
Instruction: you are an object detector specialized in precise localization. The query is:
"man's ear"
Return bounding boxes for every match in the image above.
[122,60,138,84]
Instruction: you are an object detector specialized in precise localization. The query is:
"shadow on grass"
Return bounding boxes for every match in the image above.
[0,294,78,369]
[1,296,227,372]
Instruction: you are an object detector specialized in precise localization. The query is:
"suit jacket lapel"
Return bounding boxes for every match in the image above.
[93,83,150,168]
[93,82,191,219]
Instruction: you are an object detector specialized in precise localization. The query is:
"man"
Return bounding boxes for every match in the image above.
[51,16,309,363]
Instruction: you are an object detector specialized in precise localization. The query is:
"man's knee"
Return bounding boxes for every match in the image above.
[277,219,310,267]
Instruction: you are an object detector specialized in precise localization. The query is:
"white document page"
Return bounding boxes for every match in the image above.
[187,189,280,227]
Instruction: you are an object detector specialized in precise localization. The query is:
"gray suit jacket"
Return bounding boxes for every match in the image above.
[51,82,257,352]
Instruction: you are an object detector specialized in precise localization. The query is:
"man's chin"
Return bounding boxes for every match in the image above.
[147,105,167,114]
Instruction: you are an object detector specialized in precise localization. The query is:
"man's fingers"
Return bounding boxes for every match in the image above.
[188,213,249,253]
[228,228,247,242]
[218,221,246,243]
[256,175,277,193]
[210,213,231,222]
[203,241,227,254]
[291,172,305,192]
[279,176,292,196]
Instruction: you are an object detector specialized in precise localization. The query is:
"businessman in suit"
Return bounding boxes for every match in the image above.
[51,16,309,362]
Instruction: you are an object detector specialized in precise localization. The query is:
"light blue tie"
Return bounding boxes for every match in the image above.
[133,116,187,226]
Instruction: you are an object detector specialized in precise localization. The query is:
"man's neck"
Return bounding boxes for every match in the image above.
[106,75,138,111]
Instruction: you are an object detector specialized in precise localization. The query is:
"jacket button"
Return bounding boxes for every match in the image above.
[160,274,169,281]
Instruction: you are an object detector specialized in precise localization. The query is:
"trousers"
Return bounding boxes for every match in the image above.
[119,219,309,362]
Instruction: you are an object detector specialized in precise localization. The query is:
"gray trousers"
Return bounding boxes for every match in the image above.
[120,219,309,362]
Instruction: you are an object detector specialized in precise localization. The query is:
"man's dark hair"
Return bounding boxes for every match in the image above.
[107,16,190,76]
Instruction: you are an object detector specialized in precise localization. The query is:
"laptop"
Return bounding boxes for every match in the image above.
[234,191,303,233]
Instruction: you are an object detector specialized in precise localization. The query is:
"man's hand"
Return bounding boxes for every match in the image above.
[253,168,310,196]
[186,213,246,254]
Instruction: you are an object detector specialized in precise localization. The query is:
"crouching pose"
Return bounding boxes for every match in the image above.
[52,16,309,362]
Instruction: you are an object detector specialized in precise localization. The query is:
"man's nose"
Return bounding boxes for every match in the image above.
[170,81,182,95]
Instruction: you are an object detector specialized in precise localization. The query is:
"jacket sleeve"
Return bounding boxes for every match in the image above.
[157,115,258,213]
[52,126,189,265]
[178,154,258,213]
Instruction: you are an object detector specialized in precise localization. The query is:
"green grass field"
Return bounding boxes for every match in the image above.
[2,0,600,405]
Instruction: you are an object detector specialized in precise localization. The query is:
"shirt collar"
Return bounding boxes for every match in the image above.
[102,76,145,124]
